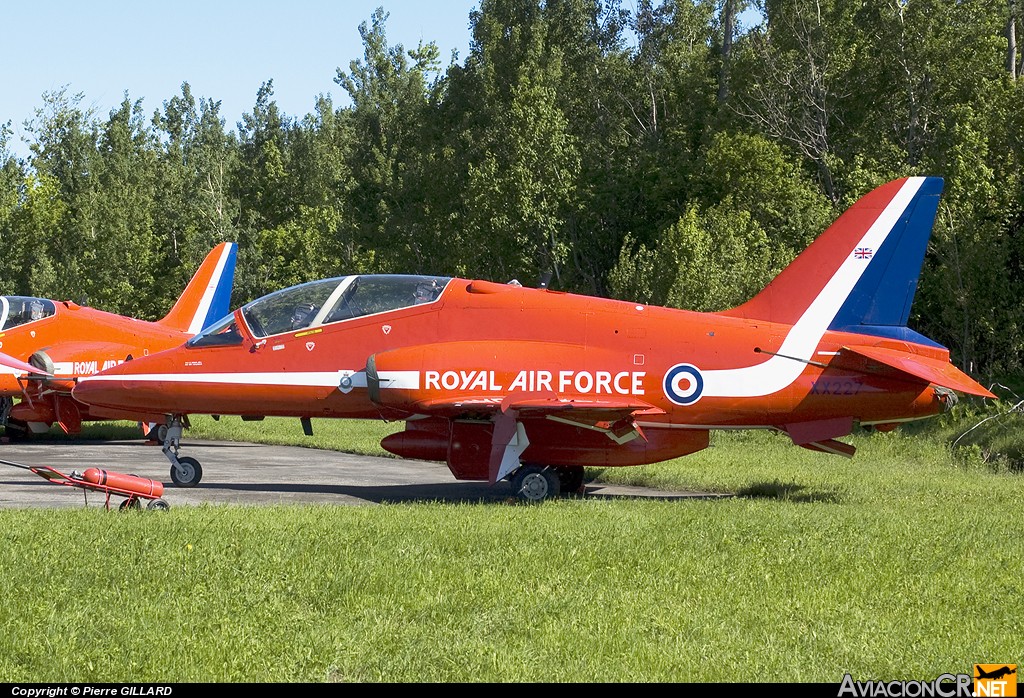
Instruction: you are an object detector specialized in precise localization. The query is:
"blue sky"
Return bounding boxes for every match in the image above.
[0,1,480,157]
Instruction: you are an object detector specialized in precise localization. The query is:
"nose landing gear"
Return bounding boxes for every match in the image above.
[161,415,203,487]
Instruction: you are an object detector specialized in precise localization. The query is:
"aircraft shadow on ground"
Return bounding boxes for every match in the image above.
[182,480,731,505]
[734,481,841,503]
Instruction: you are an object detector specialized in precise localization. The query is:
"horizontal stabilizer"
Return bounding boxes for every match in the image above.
[842,345,995,398]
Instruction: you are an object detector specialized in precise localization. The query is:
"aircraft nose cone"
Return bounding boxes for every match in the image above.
[73,355,174,411]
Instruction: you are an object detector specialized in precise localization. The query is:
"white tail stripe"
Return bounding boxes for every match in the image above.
[701,177,925,398]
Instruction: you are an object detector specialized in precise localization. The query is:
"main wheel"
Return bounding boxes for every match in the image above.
[170,456,203,487]
[4,417,31,442]
[556,465,585,494]
[145,423,169,442]
[511,465,560,503]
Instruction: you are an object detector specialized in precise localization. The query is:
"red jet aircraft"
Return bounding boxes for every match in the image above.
[70,178,992,499]
[0,242,237,439]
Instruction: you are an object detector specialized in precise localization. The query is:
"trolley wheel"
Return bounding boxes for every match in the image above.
[119,498,142,511]
[170,456,202,488]
[147,498,170,511]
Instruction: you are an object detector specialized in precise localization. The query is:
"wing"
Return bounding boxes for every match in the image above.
[402,393,664,483]
[366,341,667,483]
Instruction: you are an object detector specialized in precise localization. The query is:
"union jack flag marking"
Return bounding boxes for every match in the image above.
[854,247,873,260]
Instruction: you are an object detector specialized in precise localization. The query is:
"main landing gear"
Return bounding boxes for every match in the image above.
[509,464,585,503]
[161,415,203,487]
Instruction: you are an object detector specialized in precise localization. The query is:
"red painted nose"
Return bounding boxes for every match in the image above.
[72,355,174,412]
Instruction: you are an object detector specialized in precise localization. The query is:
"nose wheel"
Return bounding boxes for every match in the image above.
[169,456,202,488]
[160,415,203,487]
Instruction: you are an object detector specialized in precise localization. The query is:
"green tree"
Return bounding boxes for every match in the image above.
[698,130,833,253]
[454,0,582,284]
[152,83,241,309]
[288,96,359,280]
[23,88,101,301]
[7,173,66,299]
[87,96,160,317]
[0,123,25,291]
[731,0,858,201]
[335,6,443,274]
[608,203,775,311]
[234,81,311,300]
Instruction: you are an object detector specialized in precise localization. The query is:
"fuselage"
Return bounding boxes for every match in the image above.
[72,275,945,442]
[0,296,199,430]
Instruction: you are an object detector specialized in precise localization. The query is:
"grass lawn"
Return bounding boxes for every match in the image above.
[0,399,1020,682]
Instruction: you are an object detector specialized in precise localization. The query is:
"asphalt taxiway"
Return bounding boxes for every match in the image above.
[0,438,726,509]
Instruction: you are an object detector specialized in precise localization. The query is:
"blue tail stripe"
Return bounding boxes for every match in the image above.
[201,243,238,330]
[828,177,944,347]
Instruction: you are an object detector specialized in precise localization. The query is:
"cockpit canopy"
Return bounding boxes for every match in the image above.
[0,296,56,331]
[188,275,451,347]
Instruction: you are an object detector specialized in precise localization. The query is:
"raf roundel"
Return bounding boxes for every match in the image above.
[663,363,704,405]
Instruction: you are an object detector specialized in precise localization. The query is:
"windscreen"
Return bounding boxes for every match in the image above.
[186,313,243,347]
[237,275,452,339]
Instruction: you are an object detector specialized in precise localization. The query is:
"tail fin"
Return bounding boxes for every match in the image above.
[157,242,238,334]
[713,176,993,399]
[723,177,943,347]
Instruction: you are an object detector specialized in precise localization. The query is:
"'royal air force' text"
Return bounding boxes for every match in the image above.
[424,370,646,395]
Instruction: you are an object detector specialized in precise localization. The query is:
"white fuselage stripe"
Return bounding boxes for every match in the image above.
[701,177,924,398]
[78,370,421,390]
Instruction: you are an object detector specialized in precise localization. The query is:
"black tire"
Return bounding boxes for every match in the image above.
[4,417,31,442]
[556,466,586,494]
[119,498,141,511]
[511,465,560,503]
[147,499,171,511]
[170,456,202,487]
